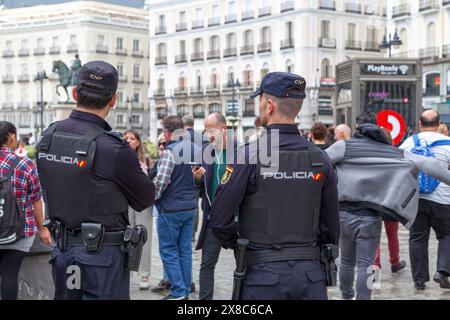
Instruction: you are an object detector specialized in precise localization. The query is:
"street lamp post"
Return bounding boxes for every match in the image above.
[379,29,403,58]
[126,97,133,130]
[227,77,241,131]
[34,70,48,138]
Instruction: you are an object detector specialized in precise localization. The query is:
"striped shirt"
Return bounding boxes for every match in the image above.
[154,150,175,200]
[0,148,42,237]
[400,132,450,205]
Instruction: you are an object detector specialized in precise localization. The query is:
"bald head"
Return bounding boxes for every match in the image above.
[205,112,227,148]
[334,124,351,141]
[420,109,440,131]
[205,112,227,128]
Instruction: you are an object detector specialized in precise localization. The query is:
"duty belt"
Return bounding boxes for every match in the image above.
[65,231,125,248]
[245,246,320,265]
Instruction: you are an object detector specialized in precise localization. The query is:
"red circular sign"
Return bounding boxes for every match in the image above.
[377,110,407,145]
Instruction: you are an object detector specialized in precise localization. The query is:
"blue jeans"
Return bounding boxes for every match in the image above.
[339,210,382,300]
[157,210,195,297]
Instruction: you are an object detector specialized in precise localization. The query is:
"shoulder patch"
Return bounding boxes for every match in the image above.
[221,165,234,185]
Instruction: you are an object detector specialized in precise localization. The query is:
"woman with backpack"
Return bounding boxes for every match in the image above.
[124,130,153,290]
[0,122,52,300]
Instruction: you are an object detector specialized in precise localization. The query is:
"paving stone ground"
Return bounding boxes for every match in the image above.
[131,215,450,300]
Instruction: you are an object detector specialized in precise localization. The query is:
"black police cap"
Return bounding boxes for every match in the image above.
[77,61,119,96]
[250,72,307,100]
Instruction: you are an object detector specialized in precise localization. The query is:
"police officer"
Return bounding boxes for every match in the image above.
[37,61,155,300]
[210,72,339,300]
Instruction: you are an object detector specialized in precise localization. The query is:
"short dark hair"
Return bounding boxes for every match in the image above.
[162,115,184,133]
[182,115,195,128]
[0,121,17,146]
[420,110,440,128]
[77,89,114,110]
[311,122,328,141]
[356,111,378,126]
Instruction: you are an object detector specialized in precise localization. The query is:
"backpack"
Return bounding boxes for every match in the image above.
[0,157,25,245]
[411,134,450,194]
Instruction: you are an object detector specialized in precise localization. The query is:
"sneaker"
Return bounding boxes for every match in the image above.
[139,275,150,290]
[151,279,172,293]
[415,281,426,290]
[391,261,406,273]
[162,295,189,300]
[191,282,196,293]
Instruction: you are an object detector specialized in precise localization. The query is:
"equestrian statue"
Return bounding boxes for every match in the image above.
[52,54,82,103]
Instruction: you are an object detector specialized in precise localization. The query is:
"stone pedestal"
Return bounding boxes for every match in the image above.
[18,238,54,300]
[52,103,76,121]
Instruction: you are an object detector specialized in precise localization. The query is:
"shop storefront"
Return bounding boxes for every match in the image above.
[335,58,422,142]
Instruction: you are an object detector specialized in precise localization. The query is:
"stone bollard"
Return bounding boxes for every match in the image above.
[18,237,54,300]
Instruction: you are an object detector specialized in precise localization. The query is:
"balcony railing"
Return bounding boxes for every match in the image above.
[154,89,166,97]
[116,48,128,56]
[259,6,271,17]
[345,40,362,50]
[2,75,14,83]
[206,85,220,94]
[194,112,205,118]
[345,2,361,13]
[155,56,167,65]
[2,102,14,109]
[176,23,188,32]
[132,50,144,58]
[208,17,220,27]
[257,43,271,53]
[132,76,144,83]
[34,47,45,55]
[281,39,294,50]
[243,110,256,117]
[67,44,78,53]
[18,102,30,109]
[49,46,60,55]
[192,20,204,29]
[419,0,440,12]
[225,14,237,24]
[419,47,440,60]
[155,25,167,35]
[318,37,336,49]
[319,0,336,10]
[364,5,377,15]
[242,10,254,20]
[280,0,295,12]
[18,49,30,57]
[241,45,254,55]
[175,54,188,63]
[241,83,254,91]
[223,48,237,57]
[119,75,128,82]
[365,41,381,52]
[443,44,450,58]
[190,86,204,95]
[392,4,411,18]
[174,87,188,96]
[191,52,204,62]
[96,45,108,54]
[207,50,220,60]
[2,49,14,58]
[18,74,30,83]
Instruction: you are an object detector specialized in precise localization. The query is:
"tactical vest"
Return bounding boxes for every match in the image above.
[36,123,129,230]
[239,147,327,248]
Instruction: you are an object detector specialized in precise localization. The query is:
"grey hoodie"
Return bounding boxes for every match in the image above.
[326,124,450,229]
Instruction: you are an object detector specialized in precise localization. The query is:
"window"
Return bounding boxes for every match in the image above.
[209,103,222,114]
[285,21,293,39]
[193,104,205,117]
[37,38,44,48]
[399,28,408,48]
[97,35,105,46]
[244,30,253,46]
[321,20,330,38]
[195,8,203,20]
[348,23,356,41]
[212,4,219,17]
[52,36,59,47]
[70,35,77,45]
[177,105,189,116]
[245,0,252,10]
[179,72,187,90]
[261,62,269,79]
[117,90,124,103]
[117,38,124,49]
[21,63,28,75]
[5,85,12,102]
[194,38,203,53]
[195,70,202,88]
[244,99,255,116]
[227,33,236,48]
[5,64,12,76]
[228,67,235,83]
[117,64,124,76]
[427,22,436,48]
[133,64,140,78]
[21,39,28,49]
[116,114,124,125]
[158,43,167,57]
[211,69,218,87]
[210,36,220,51]
[228,1,236,14]
[243,65,253,85]
[286,60,294,73]
[133,39,140,52]
[367,26,377,43]
[134,89,140,103]
[261,26,271,43]
[131,114,141,125]
[158,14,166,27]
[179,40,186,54]
[6,40,12,49]
[36,62,44,73]
[424,72,440,97]
[21,86,28,103]
[158,74,165,90]
[321,59,332,78]
[179,11,186,23]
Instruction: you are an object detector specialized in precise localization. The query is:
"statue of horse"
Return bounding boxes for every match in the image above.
[52,60,72,103]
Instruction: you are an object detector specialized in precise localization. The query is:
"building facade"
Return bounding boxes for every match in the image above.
[0,1,150,139]
[387,0,450,124]
[148,0,387,141]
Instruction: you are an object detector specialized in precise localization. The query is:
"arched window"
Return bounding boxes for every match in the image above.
[243,65,253,86]
[177,104,189,117]
[261,62,269,79]
[158,73,165,91]
[285,60,294,73]
[228,66,235,83]
[399,28,408,49]
[211,68,218,88]
[227,33,236,49]
[194,38,203,53]
[209,103,222,114]
[178,72,187,90]
[157,43,166,57]
[210,35,220,51]
[427,22,436,48]
[321,59,331,78]
[261,26,271,44]
[244,30,253,46]
[195,70,202,89]
[285,21,294,40]
[193,104,205,118]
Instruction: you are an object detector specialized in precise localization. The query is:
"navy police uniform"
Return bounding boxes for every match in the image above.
[37,61,155,300]
[210,72,339,300]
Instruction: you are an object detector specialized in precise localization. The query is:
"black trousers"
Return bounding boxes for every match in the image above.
[409,199,450,283]
[0,250,26,300]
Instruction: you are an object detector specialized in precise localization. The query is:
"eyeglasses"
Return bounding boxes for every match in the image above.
[158,142,166,148]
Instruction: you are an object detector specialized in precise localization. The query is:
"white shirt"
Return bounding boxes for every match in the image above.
[400,131,450,205]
